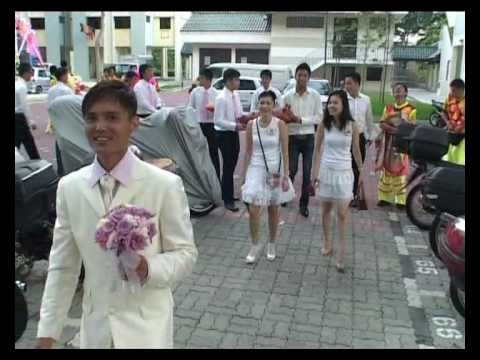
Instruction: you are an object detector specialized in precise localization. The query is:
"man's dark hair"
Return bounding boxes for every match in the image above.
[393,82,408,92]
[18,62,32,76]
[258,90,277,103]
[450,78,465,90]
[345,72,362,85]
[323,90,355,132]
[49,65,58,79]
[199,68,213,81]
[295,63,311,77]
[82,80,137,119]
[139,64,153,79]
[56,67,69,80]
[124,71,137,80]
[260,69,272,79]
[223,68,240,82]
[60,60,68,68]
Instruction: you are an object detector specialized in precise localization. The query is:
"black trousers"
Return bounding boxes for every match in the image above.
[289,134,315,208]
[352,132,367,196]
[55,141,64,177]
[15,113,40,160]
[216,131,240,204]
[200,123,220,180]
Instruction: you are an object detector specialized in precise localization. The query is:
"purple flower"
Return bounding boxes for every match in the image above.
[116,215,136,236]
[103,220,115,233]
[95,229,109,249]
[127,231,147,251]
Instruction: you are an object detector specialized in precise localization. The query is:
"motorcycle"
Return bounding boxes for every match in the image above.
[423,166,465,260]
[15,159,58,278]
[15,279,28,342]
[428,100,448,129]
[435,213,465,317]
[405,159,464,231]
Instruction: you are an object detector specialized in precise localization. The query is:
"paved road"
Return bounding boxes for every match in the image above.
[15,92,465,349]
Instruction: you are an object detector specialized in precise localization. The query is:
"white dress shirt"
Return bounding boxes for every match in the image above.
[347,91,375,140]
[249,85,284,112]
[188,86,219,123]
[134,79,163,115]
[214,88,244,132]
[282,87,323,136]
[15,77,32,121]
[47,82,74,108]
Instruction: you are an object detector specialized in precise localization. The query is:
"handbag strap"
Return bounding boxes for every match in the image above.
[256,118,281,174]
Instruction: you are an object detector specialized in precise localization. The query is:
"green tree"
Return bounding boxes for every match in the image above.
[417,13,447,45]
[395,12,445,45]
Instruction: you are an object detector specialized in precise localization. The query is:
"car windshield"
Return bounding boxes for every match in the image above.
[285,81,330,95]
[309,81,330,95]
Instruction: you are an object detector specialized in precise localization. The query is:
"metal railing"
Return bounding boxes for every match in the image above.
[305,45,393,70]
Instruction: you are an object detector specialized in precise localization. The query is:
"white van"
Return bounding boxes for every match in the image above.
[207,63,293,92]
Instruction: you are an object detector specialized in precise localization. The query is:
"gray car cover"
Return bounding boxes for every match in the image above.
[49,95,221,211]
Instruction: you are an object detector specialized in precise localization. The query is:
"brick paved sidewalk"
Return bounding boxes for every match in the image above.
[16,95,465,349]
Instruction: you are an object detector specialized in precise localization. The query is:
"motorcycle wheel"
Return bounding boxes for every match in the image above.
[406,184,436,230]
[449,281,465,318]
[429,214,443,260]
[190,203,216,217]
[429,112,440,127]
[15,282,29,342]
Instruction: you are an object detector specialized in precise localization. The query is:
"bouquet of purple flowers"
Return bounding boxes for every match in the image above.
[95,204,157,292]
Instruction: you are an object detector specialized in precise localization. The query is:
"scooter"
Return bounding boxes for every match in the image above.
[435,213,465,318]
[423,166,465,260]
[15,158,58,279]
[428,100,447,129]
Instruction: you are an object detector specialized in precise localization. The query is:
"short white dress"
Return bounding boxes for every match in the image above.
[317,121,355,201]
[242,117,295,206]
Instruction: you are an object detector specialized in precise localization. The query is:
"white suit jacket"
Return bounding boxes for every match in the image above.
[37,156,198,348]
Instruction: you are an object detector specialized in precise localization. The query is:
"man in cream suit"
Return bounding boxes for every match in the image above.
[35,81,198,349]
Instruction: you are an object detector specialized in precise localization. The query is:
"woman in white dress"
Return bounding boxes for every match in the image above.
[311,90,364,273]
[241,91,295,264]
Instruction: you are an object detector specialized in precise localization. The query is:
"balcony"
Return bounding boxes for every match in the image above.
[304,45,394,70]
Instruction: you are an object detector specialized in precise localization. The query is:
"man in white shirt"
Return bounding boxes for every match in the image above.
[344,72,376,205]
[249,69,284,113]
[133,64,163,117]
[47,67,75,176]
[188,68,220,179]
[15,62,40,159]
[282,63,323,218]
[214,68,258,212]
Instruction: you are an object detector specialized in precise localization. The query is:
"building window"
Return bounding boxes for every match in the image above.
[446,60,451,80]
[146,16,151,23]
[366,67,383,81]
[369,17,386,30]
[30,18,45,30]
[114,17,131,29]
[59,16,65,24]
[160,17,171,30]
[286,16,324,28]
[87,17,101,29]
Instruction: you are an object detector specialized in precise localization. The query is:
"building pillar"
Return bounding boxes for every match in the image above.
[70,12,90,80]
[45,12,62,66]
[130,12,146,56]
[231,48,236,63]
[103,12,115,65]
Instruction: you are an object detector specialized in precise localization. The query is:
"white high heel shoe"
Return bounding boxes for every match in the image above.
[266,243,276,261]
[245,244,262,264]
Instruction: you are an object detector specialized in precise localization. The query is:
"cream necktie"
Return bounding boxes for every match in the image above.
[100,174,116,212]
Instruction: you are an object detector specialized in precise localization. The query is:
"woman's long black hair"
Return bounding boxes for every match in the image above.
[323,90,355,132]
